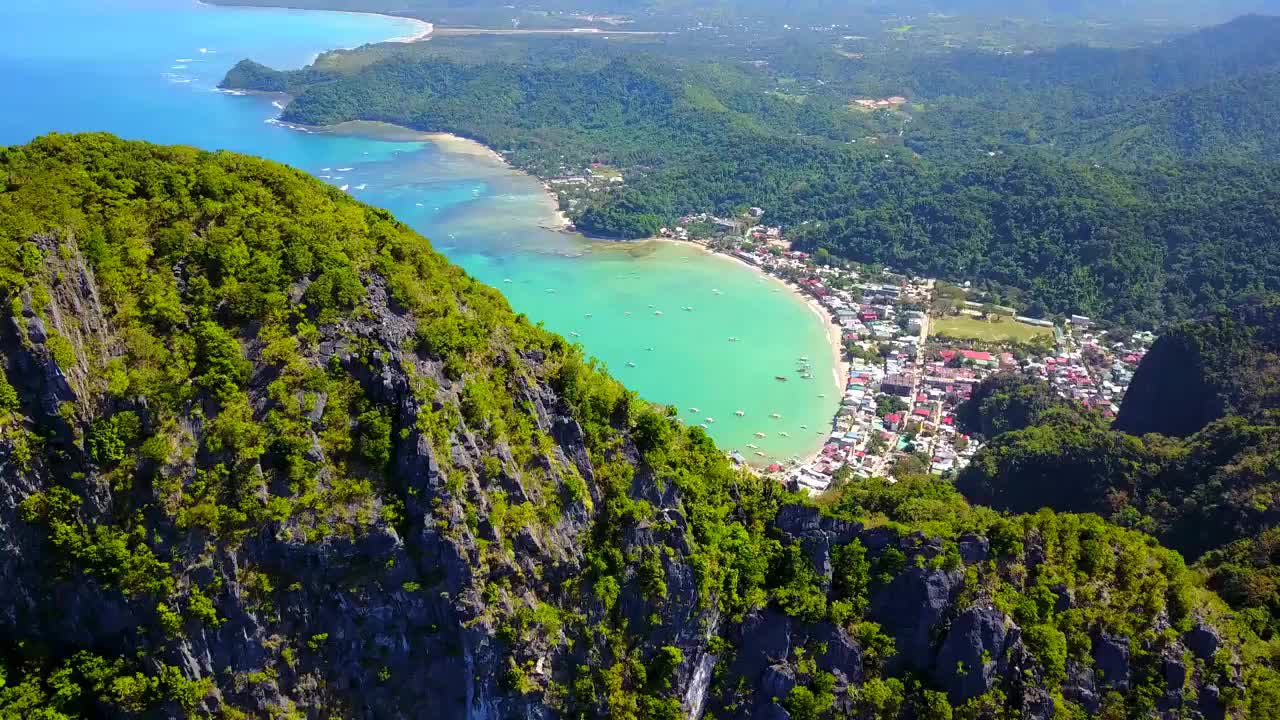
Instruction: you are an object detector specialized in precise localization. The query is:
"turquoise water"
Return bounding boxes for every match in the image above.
[0,0,839,463]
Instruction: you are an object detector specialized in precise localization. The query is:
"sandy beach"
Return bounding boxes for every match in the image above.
[276,113,832,467]
[384,17,433,43]
[197,2,432,45]
[278,117,574,231]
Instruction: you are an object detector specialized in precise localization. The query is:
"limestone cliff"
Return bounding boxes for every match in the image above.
[0,134,1271,719]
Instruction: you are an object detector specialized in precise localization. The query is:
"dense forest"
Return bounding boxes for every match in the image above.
[956,297,1280,641]
[226,16,1280,325]
[9,133,1280,717]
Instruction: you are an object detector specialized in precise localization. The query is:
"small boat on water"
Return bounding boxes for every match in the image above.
[747,443,759,449]
[800,425,809,430]
[690,407,701,414]
[570,332,580,338]
[626,361,636,368]
[818,394,826,398]
[700,423,709,428]
[770,413,782,419]
[754,451,766,457]
[683,306,694,312]
[585,313,593,318]
[503,278,513,283]
[728,336,739,342]
[624,311,632,316]
[754,432,767,438]
[799,356,810,361]
[705,418,715,423]
[735,410,745,417]
[775,375,788,382]
[654,311,664,316]
[779,432,791,438]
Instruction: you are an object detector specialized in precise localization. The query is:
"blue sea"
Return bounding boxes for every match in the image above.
[0,0,840,463]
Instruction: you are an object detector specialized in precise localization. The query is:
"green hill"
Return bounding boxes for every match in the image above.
[4,133,1280,718]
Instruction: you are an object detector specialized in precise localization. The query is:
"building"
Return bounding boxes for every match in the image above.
[881,374,914,397]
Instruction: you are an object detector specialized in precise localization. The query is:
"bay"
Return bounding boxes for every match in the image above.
[0,0,839,463]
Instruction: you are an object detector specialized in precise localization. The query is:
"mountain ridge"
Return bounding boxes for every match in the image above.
[4,133,1279,717]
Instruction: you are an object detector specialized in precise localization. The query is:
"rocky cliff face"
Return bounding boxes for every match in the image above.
[0,134,1267,719]
[1116,297,1280,437]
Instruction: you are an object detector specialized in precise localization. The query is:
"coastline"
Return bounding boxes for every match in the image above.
[303,120,572,230]
[257,116,822,466]
[197,1,433,44]
[650,238,846,466]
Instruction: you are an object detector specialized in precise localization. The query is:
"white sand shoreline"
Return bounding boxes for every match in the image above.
[229,64,828,466]
[195,1,432,46]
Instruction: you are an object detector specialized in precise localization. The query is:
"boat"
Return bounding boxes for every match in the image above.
[754,432,766,438]
[728,336,739,342]
[800,425,809,430]
[654,311,663,316]
[585,313,593,318]
[799,356,810,361]
[339,184,349,192]
[779,432,791,438]
[700,423,709,428]
[754,451,766,457]
[624,311,632,316]
[735,410,745,417]
[626,361,636,368]
[774,375,788,382]
[818,394,826,398]
[570,332,580,338]
[770,413,781,419]
[705,418,715,423]
[747,443,758,449]
[502,278,513,283]
[683,306,694,312]
[690,407,701,414]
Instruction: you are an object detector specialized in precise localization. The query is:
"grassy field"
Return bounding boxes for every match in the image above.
[932,315,1053,344]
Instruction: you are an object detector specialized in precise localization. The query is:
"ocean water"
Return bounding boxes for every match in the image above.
[0,0,839,463]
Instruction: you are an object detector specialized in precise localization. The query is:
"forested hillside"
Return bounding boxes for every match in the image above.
[225,17,1280,325]
[5,132,1280,718]
[956,298,1280,646]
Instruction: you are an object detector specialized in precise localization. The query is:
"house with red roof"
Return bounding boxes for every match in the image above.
[960,350,996,367]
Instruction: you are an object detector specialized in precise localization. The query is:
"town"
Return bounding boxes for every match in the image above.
[658,211,1156,495]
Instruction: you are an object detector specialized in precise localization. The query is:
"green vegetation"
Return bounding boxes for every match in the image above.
[5,132,1280,716]
[931,315,1051,344]
[1116,295,1280,437]
[957,302,1280,658]
[955,374,1068,439]
[220,17,1280,325]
